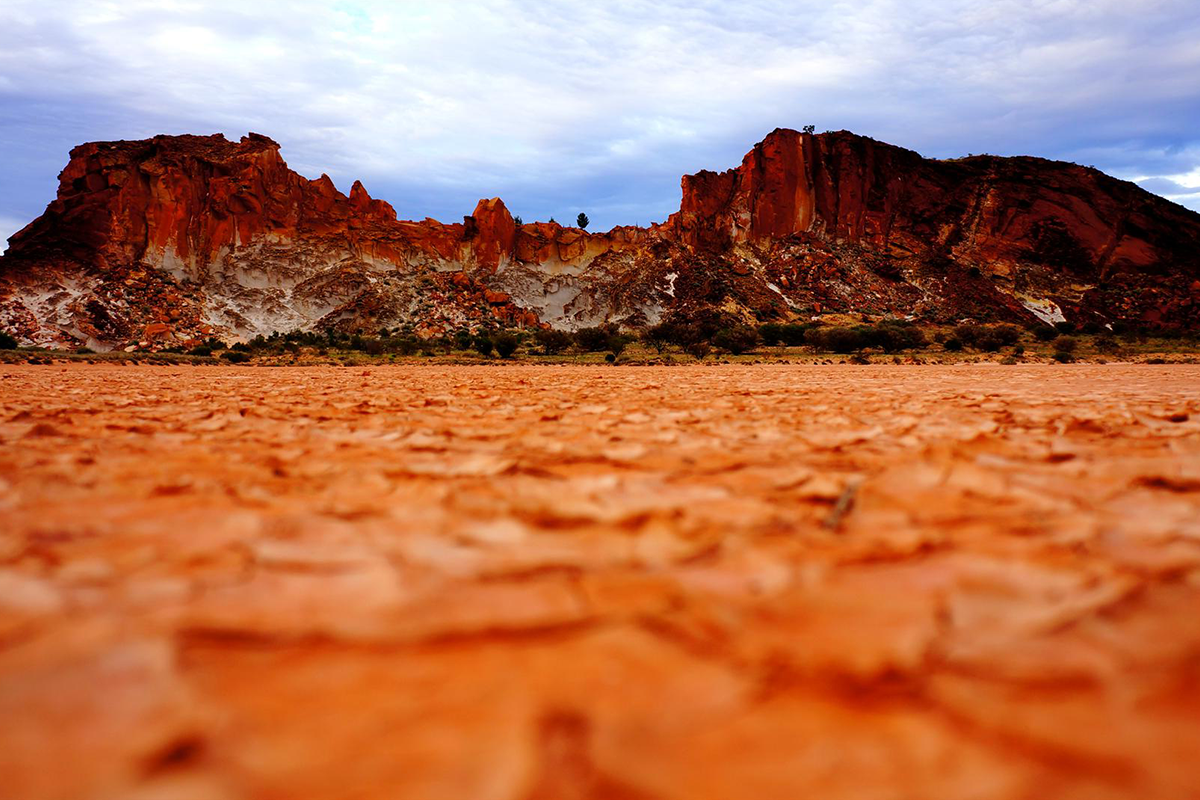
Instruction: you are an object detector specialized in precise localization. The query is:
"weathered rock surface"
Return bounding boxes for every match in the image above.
[2,363,1199,798]
[2,129,1198,349]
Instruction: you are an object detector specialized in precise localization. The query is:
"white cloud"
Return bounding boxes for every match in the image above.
[0,0,1198,226]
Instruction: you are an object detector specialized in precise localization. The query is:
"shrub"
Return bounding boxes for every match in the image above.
[1095,335,1120,354]
[494,333,519,358]
[1055,321,1077,334]
[535,328,572,355]
[363,338,386,355]
[0,331,18,350]
[758,322,817,347]
[943,337,964,352]
[642,323,675,353]
[758,323,784,347]
[231,341,251,352]
[607,334,633,358]
[713,325,760,355]
[573,326,613,351]
[221,350,250,363]
[389,336,421,356]
[993,324,1021,346]
[684,340,711,360]
[953,323,979,346]
[473,335,494,357]
[1052,351,1074,363]
[1033,325,1057,342]
[955,323,1019,351]
[778,323,816,346]
[975,331,1004,352]
[189,345,214,357]
[577,212,589,229]
[1053,335,1078,354]
[806,326,868,353]
[872,321,927,352]
[605,352,616,363]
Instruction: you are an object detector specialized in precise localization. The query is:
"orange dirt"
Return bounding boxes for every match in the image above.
[2,364,1199,800]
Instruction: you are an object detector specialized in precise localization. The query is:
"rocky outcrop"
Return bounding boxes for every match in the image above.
[668,129,1200,327]
[2,128,1198,348]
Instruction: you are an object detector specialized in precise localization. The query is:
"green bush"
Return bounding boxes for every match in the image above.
[0,331,18,350]
[573,326,614,352]
[494,333,519,358]
[607,333,633,358]
[782,321,820,345]
[642,323,675,353]
[1052,351,1074,363]
[389,336,421,356]
[806,326,868,353]
[872,321,927,352]
[993,324,1022,346]
[955,323,1019,351]
[1033,325,1057,342]
[943,337,964,352]
[1053,335,1078,354]
[221,350,250,363]
[758,323,784,347]
[684,340,711,360]
[713,325,760,355]
[953,323,984,347]
[473,336,494,357]
[535,328,572,355]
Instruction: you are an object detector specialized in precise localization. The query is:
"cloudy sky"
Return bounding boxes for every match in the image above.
[2,0,1199,246]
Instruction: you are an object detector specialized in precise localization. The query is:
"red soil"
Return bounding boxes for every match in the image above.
[1,364,1199,799]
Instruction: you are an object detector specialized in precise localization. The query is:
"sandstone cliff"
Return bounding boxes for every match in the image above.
[2,129,1197,349]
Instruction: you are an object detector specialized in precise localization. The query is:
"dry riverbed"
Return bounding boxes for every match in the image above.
[2,364,1199,800]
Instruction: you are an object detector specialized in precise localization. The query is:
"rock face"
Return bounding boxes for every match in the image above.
[2,129,1198,348]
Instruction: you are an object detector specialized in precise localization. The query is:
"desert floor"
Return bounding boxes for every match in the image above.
[2,364,1199,800]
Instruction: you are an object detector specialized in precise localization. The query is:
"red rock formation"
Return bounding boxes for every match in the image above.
[469,198,517,271]
[668,129,1200,326]
[1,128,1198,348]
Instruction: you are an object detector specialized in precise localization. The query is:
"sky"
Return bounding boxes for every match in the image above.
[2,0,1199,249]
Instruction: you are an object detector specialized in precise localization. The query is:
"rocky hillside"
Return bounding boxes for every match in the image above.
[2,128,1198,349]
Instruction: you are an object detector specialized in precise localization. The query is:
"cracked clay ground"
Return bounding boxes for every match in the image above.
[2,364,1199,800]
